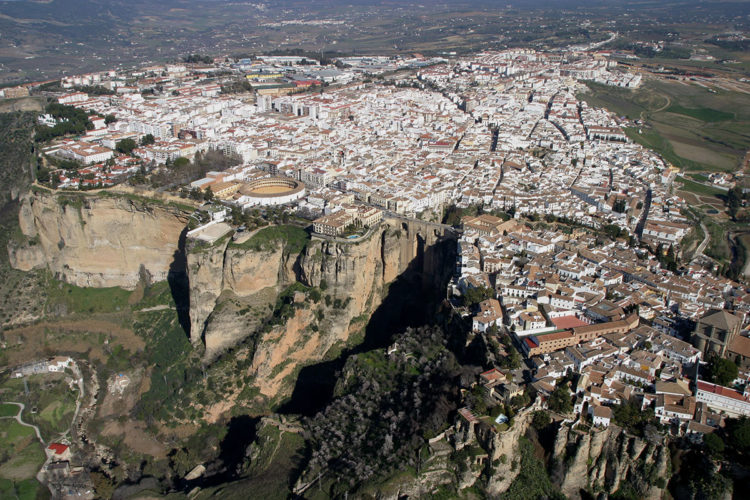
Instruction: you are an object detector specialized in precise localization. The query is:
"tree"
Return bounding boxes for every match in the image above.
[703,432,725,457]
[548,384,572,414]
[501,345,521,370]
[90,471,116,498]
[727,187,742,220]
[140,133,155,146]
[725,416,750,452]
[173,157,190,167]
[104,114,117,125]
[706,355,738,386]
[36,166,51,183]
[612,198,627,213]
[532,410,551,430]
[203,186,214,202]
[463,286,494,307]
[115,138,137,155]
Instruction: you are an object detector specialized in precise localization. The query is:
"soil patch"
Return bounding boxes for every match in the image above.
[101,420,167,458]
[2,317,144,365]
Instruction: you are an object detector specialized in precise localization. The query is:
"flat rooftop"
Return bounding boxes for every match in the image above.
[190,222,232,243]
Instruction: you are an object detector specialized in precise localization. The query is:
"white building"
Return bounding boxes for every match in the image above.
[696,380,750,417]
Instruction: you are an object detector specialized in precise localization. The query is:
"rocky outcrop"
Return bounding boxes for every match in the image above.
[187,218,457,393]
[436,407,669,500]
[483,400,542,495]
[186,235,296,350]
[557,424,669,500]
[9,191,190,289]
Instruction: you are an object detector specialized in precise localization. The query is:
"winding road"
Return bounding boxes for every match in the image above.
[0,401,44,444]
[694,221,710,259]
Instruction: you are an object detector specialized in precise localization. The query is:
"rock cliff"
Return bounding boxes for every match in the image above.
[186,219,457,397]
[9,191,190,289]
[556,423,669,500]
[419,411,669,500]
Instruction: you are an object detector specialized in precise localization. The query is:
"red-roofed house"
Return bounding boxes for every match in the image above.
[696,380,750,417]
[46,443,72,461]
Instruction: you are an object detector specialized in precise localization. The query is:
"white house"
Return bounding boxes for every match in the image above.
[590,405,613,427]
[473,298,504,333]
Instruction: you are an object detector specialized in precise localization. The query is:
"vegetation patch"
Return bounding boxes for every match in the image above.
[0,403,18,418]
[46,279,132,315]
[500,436,563,500]
[231,225,310,255]
[302,326,461,496]
[675,176,726,197]
[0,477,44,500]
[666,105,733,122]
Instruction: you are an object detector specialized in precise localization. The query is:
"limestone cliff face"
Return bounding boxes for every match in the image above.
[442,410,669,500]
[9,191,190,289]
[187,219,457,396]
[556,424,669,500]
[186,236,296,352]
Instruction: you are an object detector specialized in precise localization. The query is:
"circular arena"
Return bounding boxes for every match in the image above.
[237,177,306,207]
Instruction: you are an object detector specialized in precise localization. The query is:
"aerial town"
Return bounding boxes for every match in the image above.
[4,43,750,497]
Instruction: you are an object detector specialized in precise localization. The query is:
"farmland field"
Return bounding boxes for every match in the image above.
[580,78,750,173]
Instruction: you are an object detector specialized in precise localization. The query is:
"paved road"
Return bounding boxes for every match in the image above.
[0,401,44,444]
[694,221,710,258]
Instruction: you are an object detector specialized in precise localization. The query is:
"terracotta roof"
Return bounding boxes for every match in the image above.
[593,406,613,418]
[551,316,588,329]
[48,443,69,455]
[699,309,741,330]
[729,335,750,359]
[697,380,750,403]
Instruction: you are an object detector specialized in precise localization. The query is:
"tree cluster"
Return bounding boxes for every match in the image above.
[612,198,627,214]
[463,286,495,308]
[727,186,743,221]
[34,102,93,142]
[547,383,573,414]
[115,138,137,155]
[705,354,739,386]
[611,401,660,436]
[149,149,241,188]
[183,54,213,64]
[304,326,461,492]
[220,78,253,94]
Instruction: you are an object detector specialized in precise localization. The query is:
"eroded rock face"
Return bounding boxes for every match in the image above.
[9,192,189,289]
[186,237,295,351]
[556,424,669,500]
[187,219,457,398]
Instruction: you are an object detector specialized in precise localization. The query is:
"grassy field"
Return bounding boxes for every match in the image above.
[46,279,133,315]
[704,218,733,264]
[580,79,750,173]
[0,403,19,417]
[0,442,45,481]
[232,225,310,255]
[0,417,46,495]
[0,477,45,500]
[675,176,727,197]
[0,373,77,441]
[666,105,734,123]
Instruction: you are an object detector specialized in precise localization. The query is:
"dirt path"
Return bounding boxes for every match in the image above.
[640,93,671,121]
[0,401,44,444]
